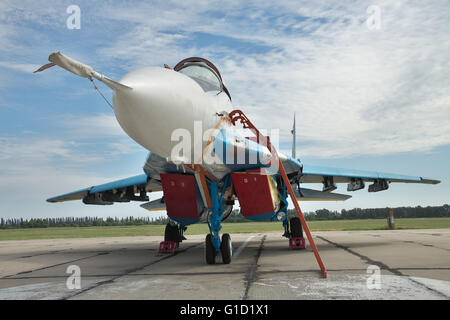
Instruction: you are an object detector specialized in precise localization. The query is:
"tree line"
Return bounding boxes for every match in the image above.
[290,204,450,221]
[0,216,170,229]
[0,204,448,229]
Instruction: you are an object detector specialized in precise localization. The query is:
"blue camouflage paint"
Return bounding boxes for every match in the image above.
[213,129,271,171]
[244,211,277,221]
[301,164,432,182]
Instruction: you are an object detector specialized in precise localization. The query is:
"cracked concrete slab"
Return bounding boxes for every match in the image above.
[0,230,448,300]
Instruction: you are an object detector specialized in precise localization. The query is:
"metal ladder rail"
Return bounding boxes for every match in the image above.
[229,110,327,278]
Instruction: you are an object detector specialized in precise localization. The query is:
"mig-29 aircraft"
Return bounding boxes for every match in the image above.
[35,52,440,268]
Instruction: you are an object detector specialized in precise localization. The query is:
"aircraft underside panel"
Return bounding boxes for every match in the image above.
[231,171,280,221]
[160,173,204,225]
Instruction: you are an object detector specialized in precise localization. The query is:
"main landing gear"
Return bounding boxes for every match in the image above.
[288,216,306,250]
[290,217,303,238]
[164,222,186,243]
[277,181,305,250]
[159,221,186,254]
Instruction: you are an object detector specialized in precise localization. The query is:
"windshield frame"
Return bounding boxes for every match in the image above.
[173,57,232,101]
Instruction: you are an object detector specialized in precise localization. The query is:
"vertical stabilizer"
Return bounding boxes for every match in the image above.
[291,112,296,159]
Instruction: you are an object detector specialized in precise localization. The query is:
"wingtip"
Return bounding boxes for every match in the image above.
[420,178,441,184]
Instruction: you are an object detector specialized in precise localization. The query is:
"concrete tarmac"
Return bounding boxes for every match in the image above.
[0,229,449,300]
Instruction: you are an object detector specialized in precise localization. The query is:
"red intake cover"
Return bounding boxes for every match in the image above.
[231,171,276,217]
[160,174,199,219]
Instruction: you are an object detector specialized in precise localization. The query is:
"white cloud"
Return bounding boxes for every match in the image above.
[73,0,449,158]
[2,1,449,159]
[0,164,152,219]
[0,61,40,73]
[0,136,150,218]
[0,137,102,169]
[56,113,126,138]
[0,1,448,219]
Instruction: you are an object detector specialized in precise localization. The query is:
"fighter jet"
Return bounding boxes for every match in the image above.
[36,52,440,266]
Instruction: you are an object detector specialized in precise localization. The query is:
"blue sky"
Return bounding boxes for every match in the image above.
[0,0,449,219]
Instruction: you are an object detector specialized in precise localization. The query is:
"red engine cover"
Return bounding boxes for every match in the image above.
[160,174,199,219]
[231,171,276,217]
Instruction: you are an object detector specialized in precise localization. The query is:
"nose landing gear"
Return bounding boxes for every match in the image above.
[204,175,233,265]
[205,233,233,264]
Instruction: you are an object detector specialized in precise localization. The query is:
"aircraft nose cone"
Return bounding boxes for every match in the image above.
[112,67,215,157]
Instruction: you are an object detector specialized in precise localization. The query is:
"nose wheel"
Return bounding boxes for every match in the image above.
[221,234,232,264]
[205,234,216,264]
[205,233,232,264]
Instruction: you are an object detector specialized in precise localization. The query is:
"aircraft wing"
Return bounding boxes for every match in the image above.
[47,174,162,204]
[299,164,440,185]
[47,187,92,203]
[280,155,302,175]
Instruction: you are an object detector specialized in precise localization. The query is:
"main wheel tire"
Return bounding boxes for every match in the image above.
[205,234,216,264]
[290,217,303,238]
[164,223,179,242]
[221,234,232,264]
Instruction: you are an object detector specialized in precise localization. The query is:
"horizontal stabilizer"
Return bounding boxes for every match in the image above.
[140,198,166,211]
[294,187,352,201]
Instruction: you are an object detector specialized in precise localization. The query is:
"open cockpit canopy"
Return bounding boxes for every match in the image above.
[174,57,231,100]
